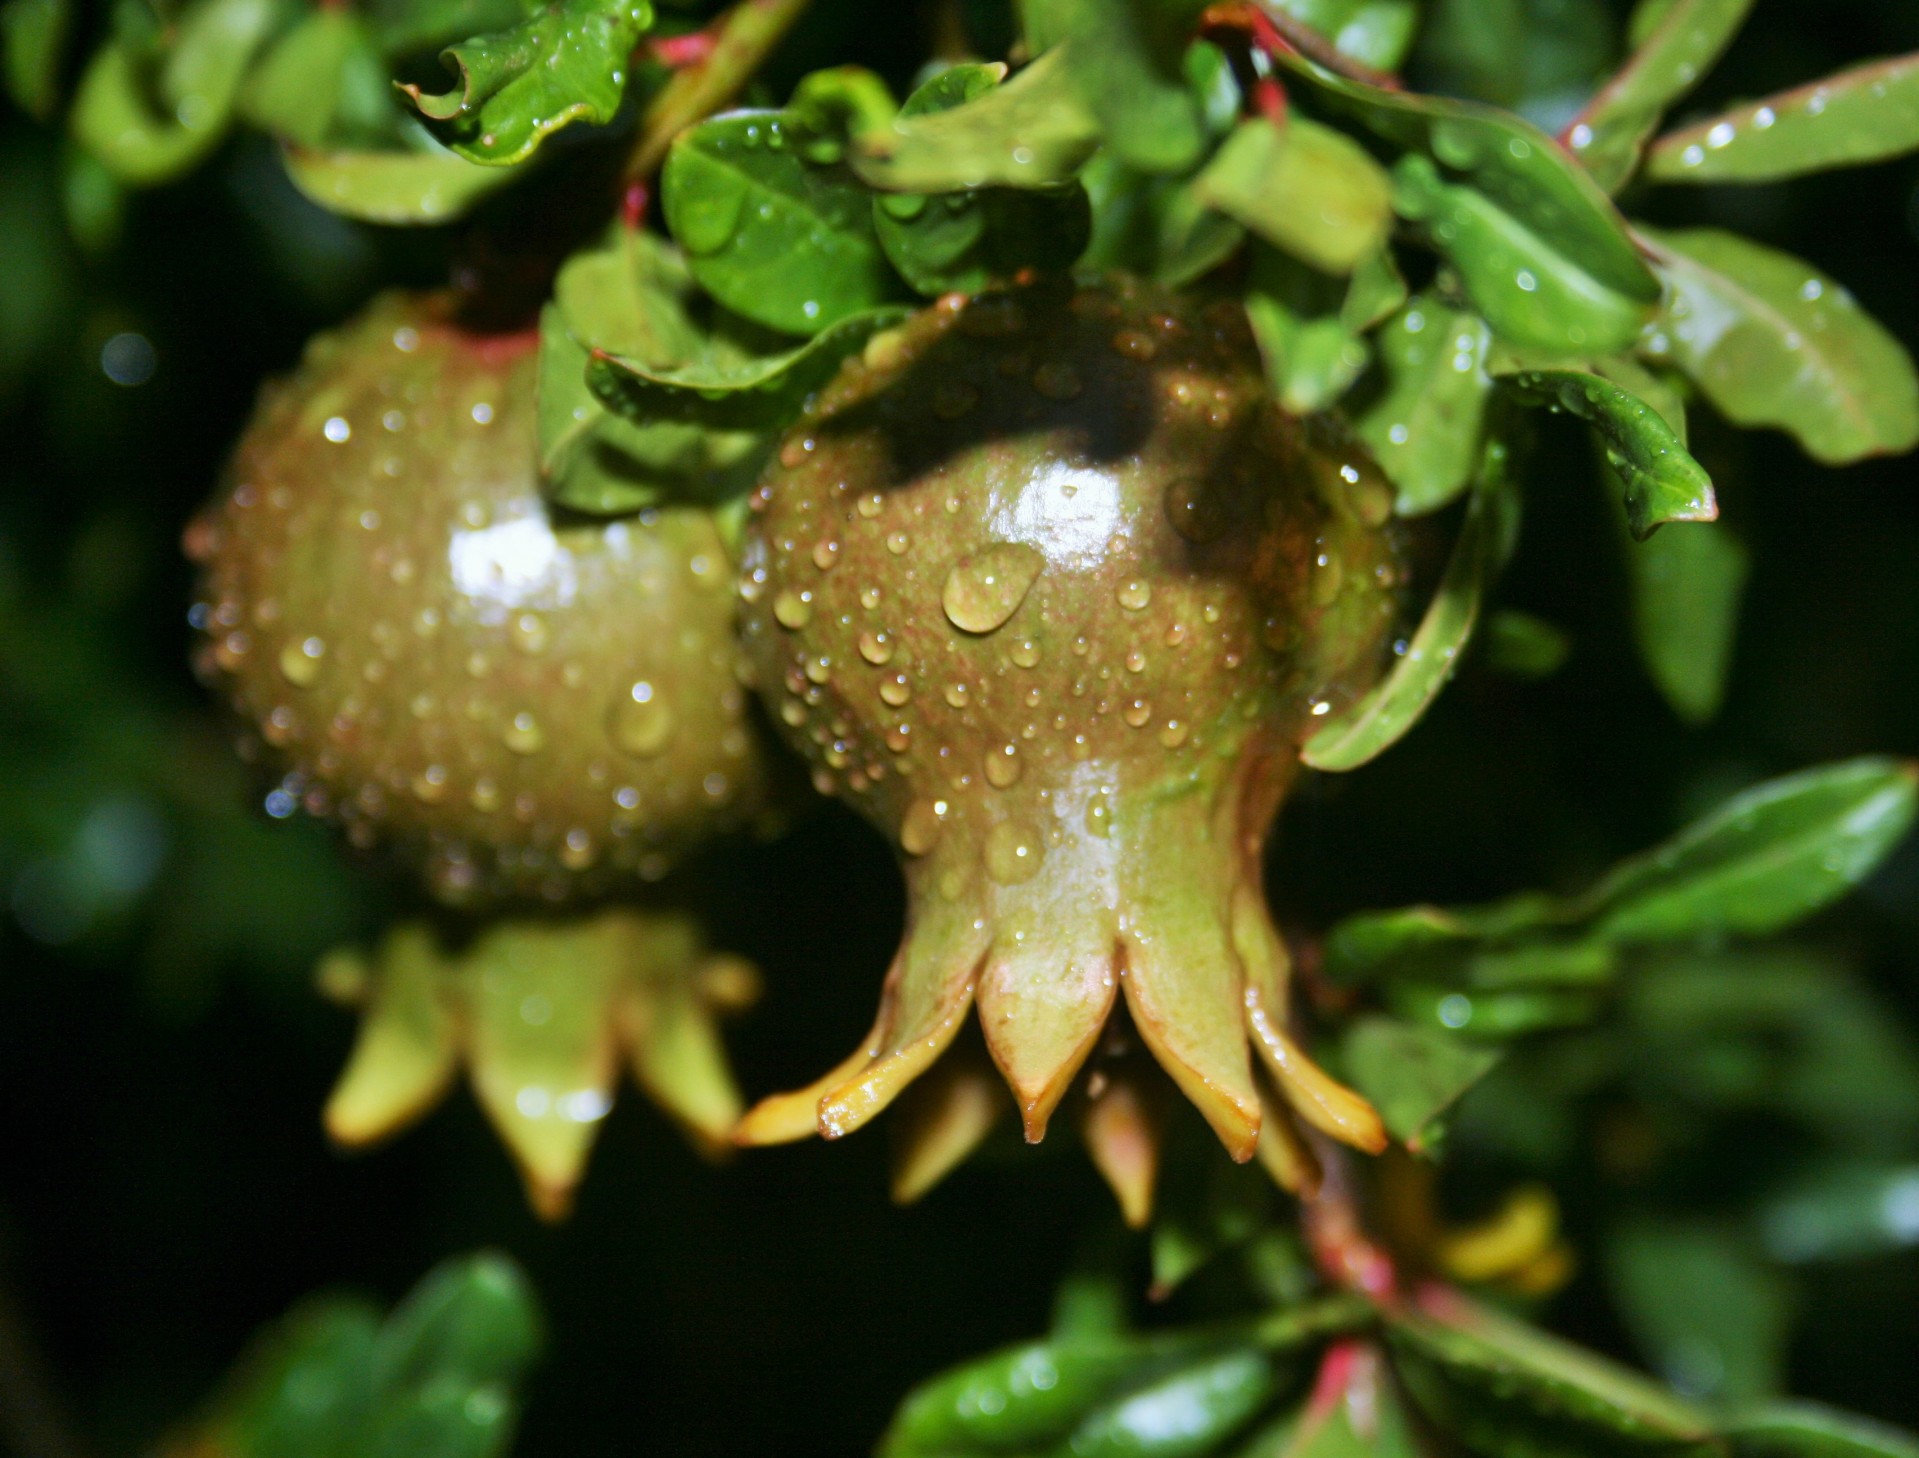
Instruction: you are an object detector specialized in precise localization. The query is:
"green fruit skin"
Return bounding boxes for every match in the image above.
[742,273,1400,876]
[189,292,772,907]
[736,273,1404,1147]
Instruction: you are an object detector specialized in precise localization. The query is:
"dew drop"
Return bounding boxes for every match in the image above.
[1085,791,1112,838]
[1116,579,1152,612]
[984,821,1044,884]
[611,681,675,757]
[278,636,325,686]
[879,673,912,706]
[773,589,814,629]
[984,743,1022,789]
[941,542,1043,634]
[1158,719,1190,749]
[1010,637,1042,668]
[900,797,949,855]
[858,630,895,665]
[503,712,545,755]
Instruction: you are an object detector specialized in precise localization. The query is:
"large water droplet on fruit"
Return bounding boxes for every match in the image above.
[900,797,948,855]
[985,821,1044,884]
[984,743,1022,788]
[278,636,325,686]
[611,681,675,757]
[879,674,911,706]
[942,543,1042,634]
[503,712,545,755]
[773,589,814,629]
[1116,580,1152,612]
[858,630,894,665]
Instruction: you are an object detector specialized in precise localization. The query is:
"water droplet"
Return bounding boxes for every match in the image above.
[773,589,814,629]
[1110,328,1157,361]
[503,712,545,754]
[886,531,911,555]
[984,821,1044,884]
[511,612,548,655]
[278,636,325,686]
[1010,638,1042,668]
[879,673,912,706]
[1085,792,1112,838]
[984,743,1022,789]
[1164,477,1228,543]
[858,630,895,665]
[1123,699,1152,728]
[812,538,841,571]
[561,828,596,871]
[1158,719,1189,748]
[410,764,449,803]
[942,542,1043,634]
[470,778,501,813]
[1124,649,1147,673]
[900,797,949,855]
[943,681,970,709]
[611,681,675,757]
[1116,580,1152,612]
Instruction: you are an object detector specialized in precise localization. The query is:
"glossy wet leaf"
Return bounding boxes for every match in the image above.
[851,45,1100,192]
[1304,438,1519,772]
[1065,1347,1280,1456]
[374,1253,543,1391]
[1580,757,1918,942]
[1387,1293,1715,1458]
[1727,1406,1919,1458]
[1243,247,1375,415]
[1354,300,1492,514]
[1268,0,1419,72]
[1343,1015,1502,1152]
[1503,369,1715,537]
[1052,0,1208,176]
[1621,499,1747,723]
[1606,1219,1790,1402]
[2,0,68,119]
[1647,53,1919,183]
[1639,226,1919,464]
[399,0,653,166]
[69,0,282,186]
[665,109,902,335]
[538,230,772,514]
[1274,52,1659,353]
[1562,0,1754,192]
[1083,151,1246,288]
[1415,0,1616,128]
[1196,116,1393,275]
[281,135,521,222]
[873,63,1092,295]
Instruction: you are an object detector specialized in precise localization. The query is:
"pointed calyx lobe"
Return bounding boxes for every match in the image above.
[736,274,1402,1162]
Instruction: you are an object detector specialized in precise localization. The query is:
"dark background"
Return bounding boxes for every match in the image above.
[2,1,1916,1454]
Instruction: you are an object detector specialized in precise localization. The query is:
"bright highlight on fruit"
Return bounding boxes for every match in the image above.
[734,274,1404,1194]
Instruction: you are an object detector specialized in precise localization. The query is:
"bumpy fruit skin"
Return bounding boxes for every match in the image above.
[187,292,771,906]
[736,274,1401,1165]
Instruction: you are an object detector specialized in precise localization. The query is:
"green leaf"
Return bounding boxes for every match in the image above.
[372,1253,543,1393]
[587,305,911,432]
[1480,609,1571,679]
[538,230,774,514]
[872,63,1092,295]
[1268,0,1419,73]
[1726,1405,1919,1458]
[851,45,1101,192]
[1242,247,1375,415]
[1354,300,1492,514]
[1580,757,1918,942]
[1638,226,1919,465]
[1562,0,1754,192]
[1052,0,1208,176]
[1150,1136,1278,1297]
[665,109,902,335]
[399,0,652,166]
[1502,369,1715,538]
[1606,1219,1790,1402]
[1066,1348,1280,1457]
[1387,1294,1714,1458]
[280,135,521,223]
[2,0,69,119]
[1343,1015,1502,1152]
[1083,152,1246,287]
[1273,53,1659,354]
[239,8,386,149]
[69,0,283,186]
[1647,54,1919,184]
[882,1339,1170,1455]
[1303,435,1520,772]
[1195,116,1393,275]
[199,1297,383,1457]
[1621,500,1747,723]
[1413,0,1616,128]
[1757,1162,1919,1263]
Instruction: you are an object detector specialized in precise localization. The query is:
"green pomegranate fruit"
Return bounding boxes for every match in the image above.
[186,291,772,906]
[734,274,1402,1171]
[186,291,778,1215]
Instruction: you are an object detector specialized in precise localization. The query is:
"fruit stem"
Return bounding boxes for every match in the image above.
[622,0,815,185]
[1302,1133,1401,1303]
[1200,1,1404,92]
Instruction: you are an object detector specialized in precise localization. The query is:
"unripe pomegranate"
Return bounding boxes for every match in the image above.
[187,292,774,906]
[735,274,1401,1168]
[186,292,781,1215]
